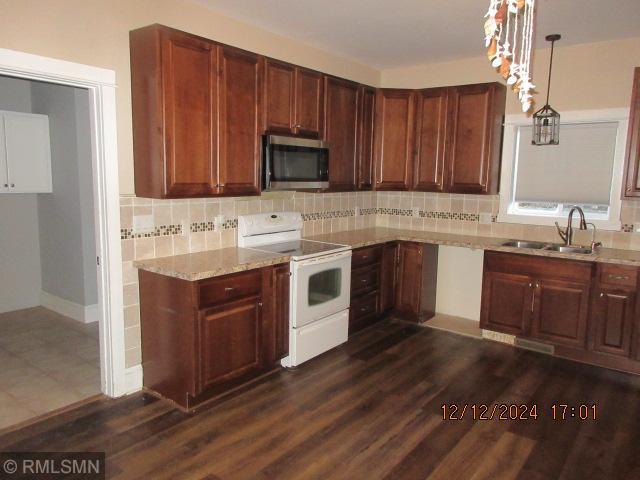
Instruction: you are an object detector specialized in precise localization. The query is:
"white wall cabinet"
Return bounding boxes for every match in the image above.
[0,110,52,193]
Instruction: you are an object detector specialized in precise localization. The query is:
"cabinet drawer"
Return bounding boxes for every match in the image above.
[350,290,379,321]
[198,270,262,308]
[352,245,383,268]
[351,264,380,297]
[598,264,637,289]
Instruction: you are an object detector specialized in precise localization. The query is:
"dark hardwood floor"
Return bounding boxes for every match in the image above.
[2,319,640,479]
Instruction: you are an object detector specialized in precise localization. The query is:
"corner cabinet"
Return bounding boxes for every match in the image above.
[130,25,260,198]
[139,265,289,410]
[395,242,438,322]
[373,83,505,194]
[264,59,324,138]
[623,67,640,197]
[373,89,415,190]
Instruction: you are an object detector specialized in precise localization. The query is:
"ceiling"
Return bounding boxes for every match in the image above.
[193,0,640,69]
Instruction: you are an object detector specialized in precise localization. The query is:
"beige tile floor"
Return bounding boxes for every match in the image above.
[0,307,100,430]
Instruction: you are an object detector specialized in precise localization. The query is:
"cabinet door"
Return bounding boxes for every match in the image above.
[274,264,290,361]
[264,59,295,134]
[294,68,324,138]
[325,77,359,191]
[380,242,399,313]
[373,89,415,190]
[2,111,52,193]
[590,287,635,357]
[623,68,640,197]
[480,271,533,336]
[160,31,219,196]
[357,86,376,190]
[447,83,504,194]
[413,88,448,192]
[218,46,262,196]
[199,297,263,391]
[395,242,423,319]
[531,279,590,348]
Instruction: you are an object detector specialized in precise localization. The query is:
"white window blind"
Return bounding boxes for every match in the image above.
[514,122,618,205]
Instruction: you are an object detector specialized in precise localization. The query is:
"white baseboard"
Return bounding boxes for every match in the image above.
[40,290,98,324]
[123,364,143,394]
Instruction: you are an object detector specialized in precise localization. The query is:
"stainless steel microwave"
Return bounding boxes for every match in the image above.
[262,135,329,191]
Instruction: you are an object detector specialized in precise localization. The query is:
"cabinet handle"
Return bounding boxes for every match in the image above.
[224,287,235,292]
[258,302,263,307]
[219,184,225,188]
[3,184,7,188]
[10,183,14,188]
[600,292,605,297]
[529,283,533,288]
[360,279,368,283]
[360,307,368,312]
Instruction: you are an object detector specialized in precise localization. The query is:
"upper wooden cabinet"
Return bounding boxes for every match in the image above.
[373,83,505,194]
[447,83,505,194]
[623,67,640,197]
[373,89,416,190]
[130,25,260,198]
[217,46,262,196]
[357,86,376,190]
[264,59,324,138]
[324,76,359,191]
[131,26,219,198]
[413,88,448,192]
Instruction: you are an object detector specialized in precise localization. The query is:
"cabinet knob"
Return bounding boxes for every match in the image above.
[3,184,7,188]
[258,301,263,307]
[219,184,225,188]
[10,183,14,188]
[529,283,533,288]
[600,292,604,298]
[224,287,235,292]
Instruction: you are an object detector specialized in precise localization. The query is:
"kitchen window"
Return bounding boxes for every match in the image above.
[498,109,629,230]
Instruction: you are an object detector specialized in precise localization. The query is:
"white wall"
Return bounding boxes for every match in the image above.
[0,76,42,313]
[435,246,484,321]
[31,82,97,307]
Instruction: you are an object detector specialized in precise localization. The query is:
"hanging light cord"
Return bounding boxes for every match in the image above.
[545,39,556,106]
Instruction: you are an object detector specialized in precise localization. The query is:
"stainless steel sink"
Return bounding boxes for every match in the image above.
[544,244,593,254]
[501,240,548,249]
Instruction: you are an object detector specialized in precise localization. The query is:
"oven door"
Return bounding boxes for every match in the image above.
[291,250,351,328]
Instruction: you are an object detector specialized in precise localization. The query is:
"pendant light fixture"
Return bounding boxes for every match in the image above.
[532,34,561,145]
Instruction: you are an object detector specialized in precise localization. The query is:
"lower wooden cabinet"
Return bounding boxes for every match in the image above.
[349,241,438,334]
[139,264,289,410]
[395,242,438,322]
[531,278,590,348]
[199,297,264,391]
[480,270,533,336]
[481,252,640,374]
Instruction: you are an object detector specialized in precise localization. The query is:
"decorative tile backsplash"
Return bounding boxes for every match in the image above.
[119,189,640,368]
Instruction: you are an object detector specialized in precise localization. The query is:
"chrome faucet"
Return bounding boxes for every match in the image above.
[555,206,587,246]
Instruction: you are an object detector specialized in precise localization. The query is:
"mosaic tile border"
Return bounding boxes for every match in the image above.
[622,223,635,233]
[121,224,182,240]
[302,209,356,221]
[419,211,480,221]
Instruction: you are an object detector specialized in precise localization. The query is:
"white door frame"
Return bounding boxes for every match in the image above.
[0,48,131,397]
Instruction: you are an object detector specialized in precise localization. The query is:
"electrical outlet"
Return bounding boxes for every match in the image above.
[132,214,154,234]
[355,206,361,216]
[479,213,492,224]
[411,206,420,217]
[214,215,225,229]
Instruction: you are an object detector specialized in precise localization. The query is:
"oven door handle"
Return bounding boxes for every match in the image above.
[294,249,352,267]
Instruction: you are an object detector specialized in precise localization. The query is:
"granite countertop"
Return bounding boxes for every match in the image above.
[133,247,291,281]
[134,228,640,281]
[307,227,640,266]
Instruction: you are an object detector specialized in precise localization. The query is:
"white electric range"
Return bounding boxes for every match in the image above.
[237,212,351,367]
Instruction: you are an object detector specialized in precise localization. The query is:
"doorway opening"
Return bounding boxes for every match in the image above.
[0,48,127,431]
